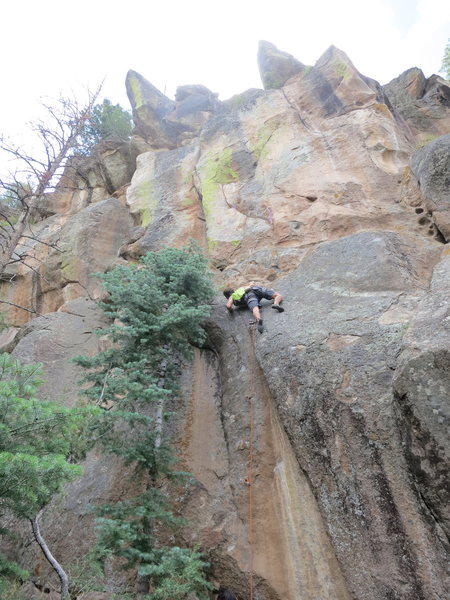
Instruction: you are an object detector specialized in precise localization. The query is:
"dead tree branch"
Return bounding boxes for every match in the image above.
[0,87,101,278]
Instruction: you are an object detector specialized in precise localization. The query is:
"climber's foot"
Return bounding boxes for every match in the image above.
[257,319,264,333]
[272,304,284,312]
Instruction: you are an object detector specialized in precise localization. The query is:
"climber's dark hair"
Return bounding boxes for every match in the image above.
[217,588,237,600]
[223,288,234,299]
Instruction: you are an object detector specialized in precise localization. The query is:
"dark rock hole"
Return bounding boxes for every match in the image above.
[418,216,430,225]
[306,195,317,202]
[415,207,424,214]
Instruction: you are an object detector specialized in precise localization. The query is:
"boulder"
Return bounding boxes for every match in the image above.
[383,69,450,140]
[126,69,179,148]
[257,40,306,89]
[161,84,220,135]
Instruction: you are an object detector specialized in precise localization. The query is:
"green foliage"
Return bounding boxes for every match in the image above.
[67,555,105,598]
[141,546,212,600]
[93,488,185,569]
[0,453,81,518]
[441,39,450,79]
[0,353,99,518]
[0,578,27,600]
[0,554,28,597]
[76,243,214,596]
[75,242,214,414]
[79,98,133,153]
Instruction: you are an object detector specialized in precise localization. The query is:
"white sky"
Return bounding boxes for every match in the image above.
[0,0,449,168]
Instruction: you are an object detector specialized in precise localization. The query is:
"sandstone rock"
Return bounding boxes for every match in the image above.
[383,69,450,141]
[0,197,132,327]
[190,46,418,272]
[258,40,306,89]
[93,137,136,193]
[0,326,19,353]
[35,140,135,220]
[3,44,450,600]
[12,298,108,404]
[166,84,220,132]
[125,69,180,148]
[411,134,450,240]
[126,70,221,148]
[221,231,447,599]
[57,197,132,298]
[174,347,351,600]
[124,144,205,257]
[394,252,450,539]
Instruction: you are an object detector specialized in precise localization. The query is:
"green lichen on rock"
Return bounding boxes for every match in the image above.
[207,237,218,252]
[60,259,78,282]
[416,133,439,149]
[181,195,194,208]
[263,73,284,90]
[134,180,157,227]
[331,59,351,81]
[212,148,239,184]
[253,120,280,161]
[128,74,144,108]
[199,148,239,220]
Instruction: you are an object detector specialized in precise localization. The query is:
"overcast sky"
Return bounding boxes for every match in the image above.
[0,0,449,169]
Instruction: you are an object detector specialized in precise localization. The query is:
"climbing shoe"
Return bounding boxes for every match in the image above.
[271,304,284,312]
[257,319,264,333]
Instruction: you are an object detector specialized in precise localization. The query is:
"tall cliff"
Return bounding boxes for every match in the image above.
[1,42,449,600]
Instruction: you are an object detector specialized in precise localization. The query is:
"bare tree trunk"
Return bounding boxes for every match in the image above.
[154,355,168,449]
[137,353,169,597]
[30,509,70,600]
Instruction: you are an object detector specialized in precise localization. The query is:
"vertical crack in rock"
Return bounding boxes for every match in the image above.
[177,313,352,599]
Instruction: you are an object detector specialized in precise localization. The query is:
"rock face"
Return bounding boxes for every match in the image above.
[2,42,450,600]
[410,134,450,240]
[126,70,220,148]
[258,40,307,89]
[383,68,450,143]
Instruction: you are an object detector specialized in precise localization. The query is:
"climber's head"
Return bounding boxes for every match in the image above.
[223,288,234,299]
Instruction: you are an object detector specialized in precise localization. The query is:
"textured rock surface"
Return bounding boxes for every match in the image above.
[1,43,450,600]
[410,134,450,240]
[258,40,306,89]
[394,252,450,539]
[383,68,450,143]
[0,197,132,326]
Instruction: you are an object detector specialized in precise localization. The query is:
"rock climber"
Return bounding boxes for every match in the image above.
[216,588,238,600]
[223,283,284,333]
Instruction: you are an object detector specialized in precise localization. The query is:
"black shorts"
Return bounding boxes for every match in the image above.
[245,286,275,310]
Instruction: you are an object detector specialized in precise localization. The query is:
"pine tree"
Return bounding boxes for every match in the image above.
[78,99,133,153]
[75,243,214,597]
[0,353,99,599]
[441,39,450,79]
